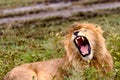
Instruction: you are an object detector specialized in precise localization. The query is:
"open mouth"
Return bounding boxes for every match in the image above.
[74,36,91,57]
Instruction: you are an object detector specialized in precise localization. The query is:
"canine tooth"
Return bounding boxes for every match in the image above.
[76,39,78,44]
[82,37,84,41]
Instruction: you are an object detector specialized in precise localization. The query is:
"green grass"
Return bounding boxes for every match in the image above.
[0,14,120,80]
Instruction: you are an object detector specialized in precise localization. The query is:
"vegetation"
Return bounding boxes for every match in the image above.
[0,14,120,80]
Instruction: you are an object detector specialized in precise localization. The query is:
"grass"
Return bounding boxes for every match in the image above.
[0,14,120,80]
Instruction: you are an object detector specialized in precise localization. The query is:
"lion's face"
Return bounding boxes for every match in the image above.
[65,23,103,61]
[71,28,95,60]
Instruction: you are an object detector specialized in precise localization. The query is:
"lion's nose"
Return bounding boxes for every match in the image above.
[74,31,79,36]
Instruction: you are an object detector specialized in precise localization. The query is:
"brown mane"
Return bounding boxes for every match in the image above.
[64,22,113,73]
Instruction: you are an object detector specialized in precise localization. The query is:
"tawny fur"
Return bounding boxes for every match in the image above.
[4,22,113,80]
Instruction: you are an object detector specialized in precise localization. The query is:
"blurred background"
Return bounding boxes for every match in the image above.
[0,0,120,80]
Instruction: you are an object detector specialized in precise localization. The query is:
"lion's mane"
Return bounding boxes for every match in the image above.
[64,22,113,73]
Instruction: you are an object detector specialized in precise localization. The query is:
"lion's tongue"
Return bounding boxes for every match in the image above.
[80,45,88,55]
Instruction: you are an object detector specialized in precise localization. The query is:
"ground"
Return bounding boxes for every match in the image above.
[0,0,120,80]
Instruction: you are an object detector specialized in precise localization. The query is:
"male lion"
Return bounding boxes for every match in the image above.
[4,22,113,80]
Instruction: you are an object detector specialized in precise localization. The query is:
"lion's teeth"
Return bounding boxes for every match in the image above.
[82,37,84,41]
[76,39,78,44]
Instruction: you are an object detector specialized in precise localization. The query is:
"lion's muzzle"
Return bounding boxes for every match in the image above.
[73,31,91,57]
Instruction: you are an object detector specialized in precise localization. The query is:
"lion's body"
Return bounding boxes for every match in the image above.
[4,23,113,80]
[4,58,67,80]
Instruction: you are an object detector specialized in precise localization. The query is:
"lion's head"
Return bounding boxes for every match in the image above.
[64,22,104,60]
[64,22,113,72]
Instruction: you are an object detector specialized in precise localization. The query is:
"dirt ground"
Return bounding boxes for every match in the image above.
[0,0,120,26]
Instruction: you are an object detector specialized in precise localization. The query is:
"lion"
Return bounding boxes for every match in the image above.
[4,22,113,80]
